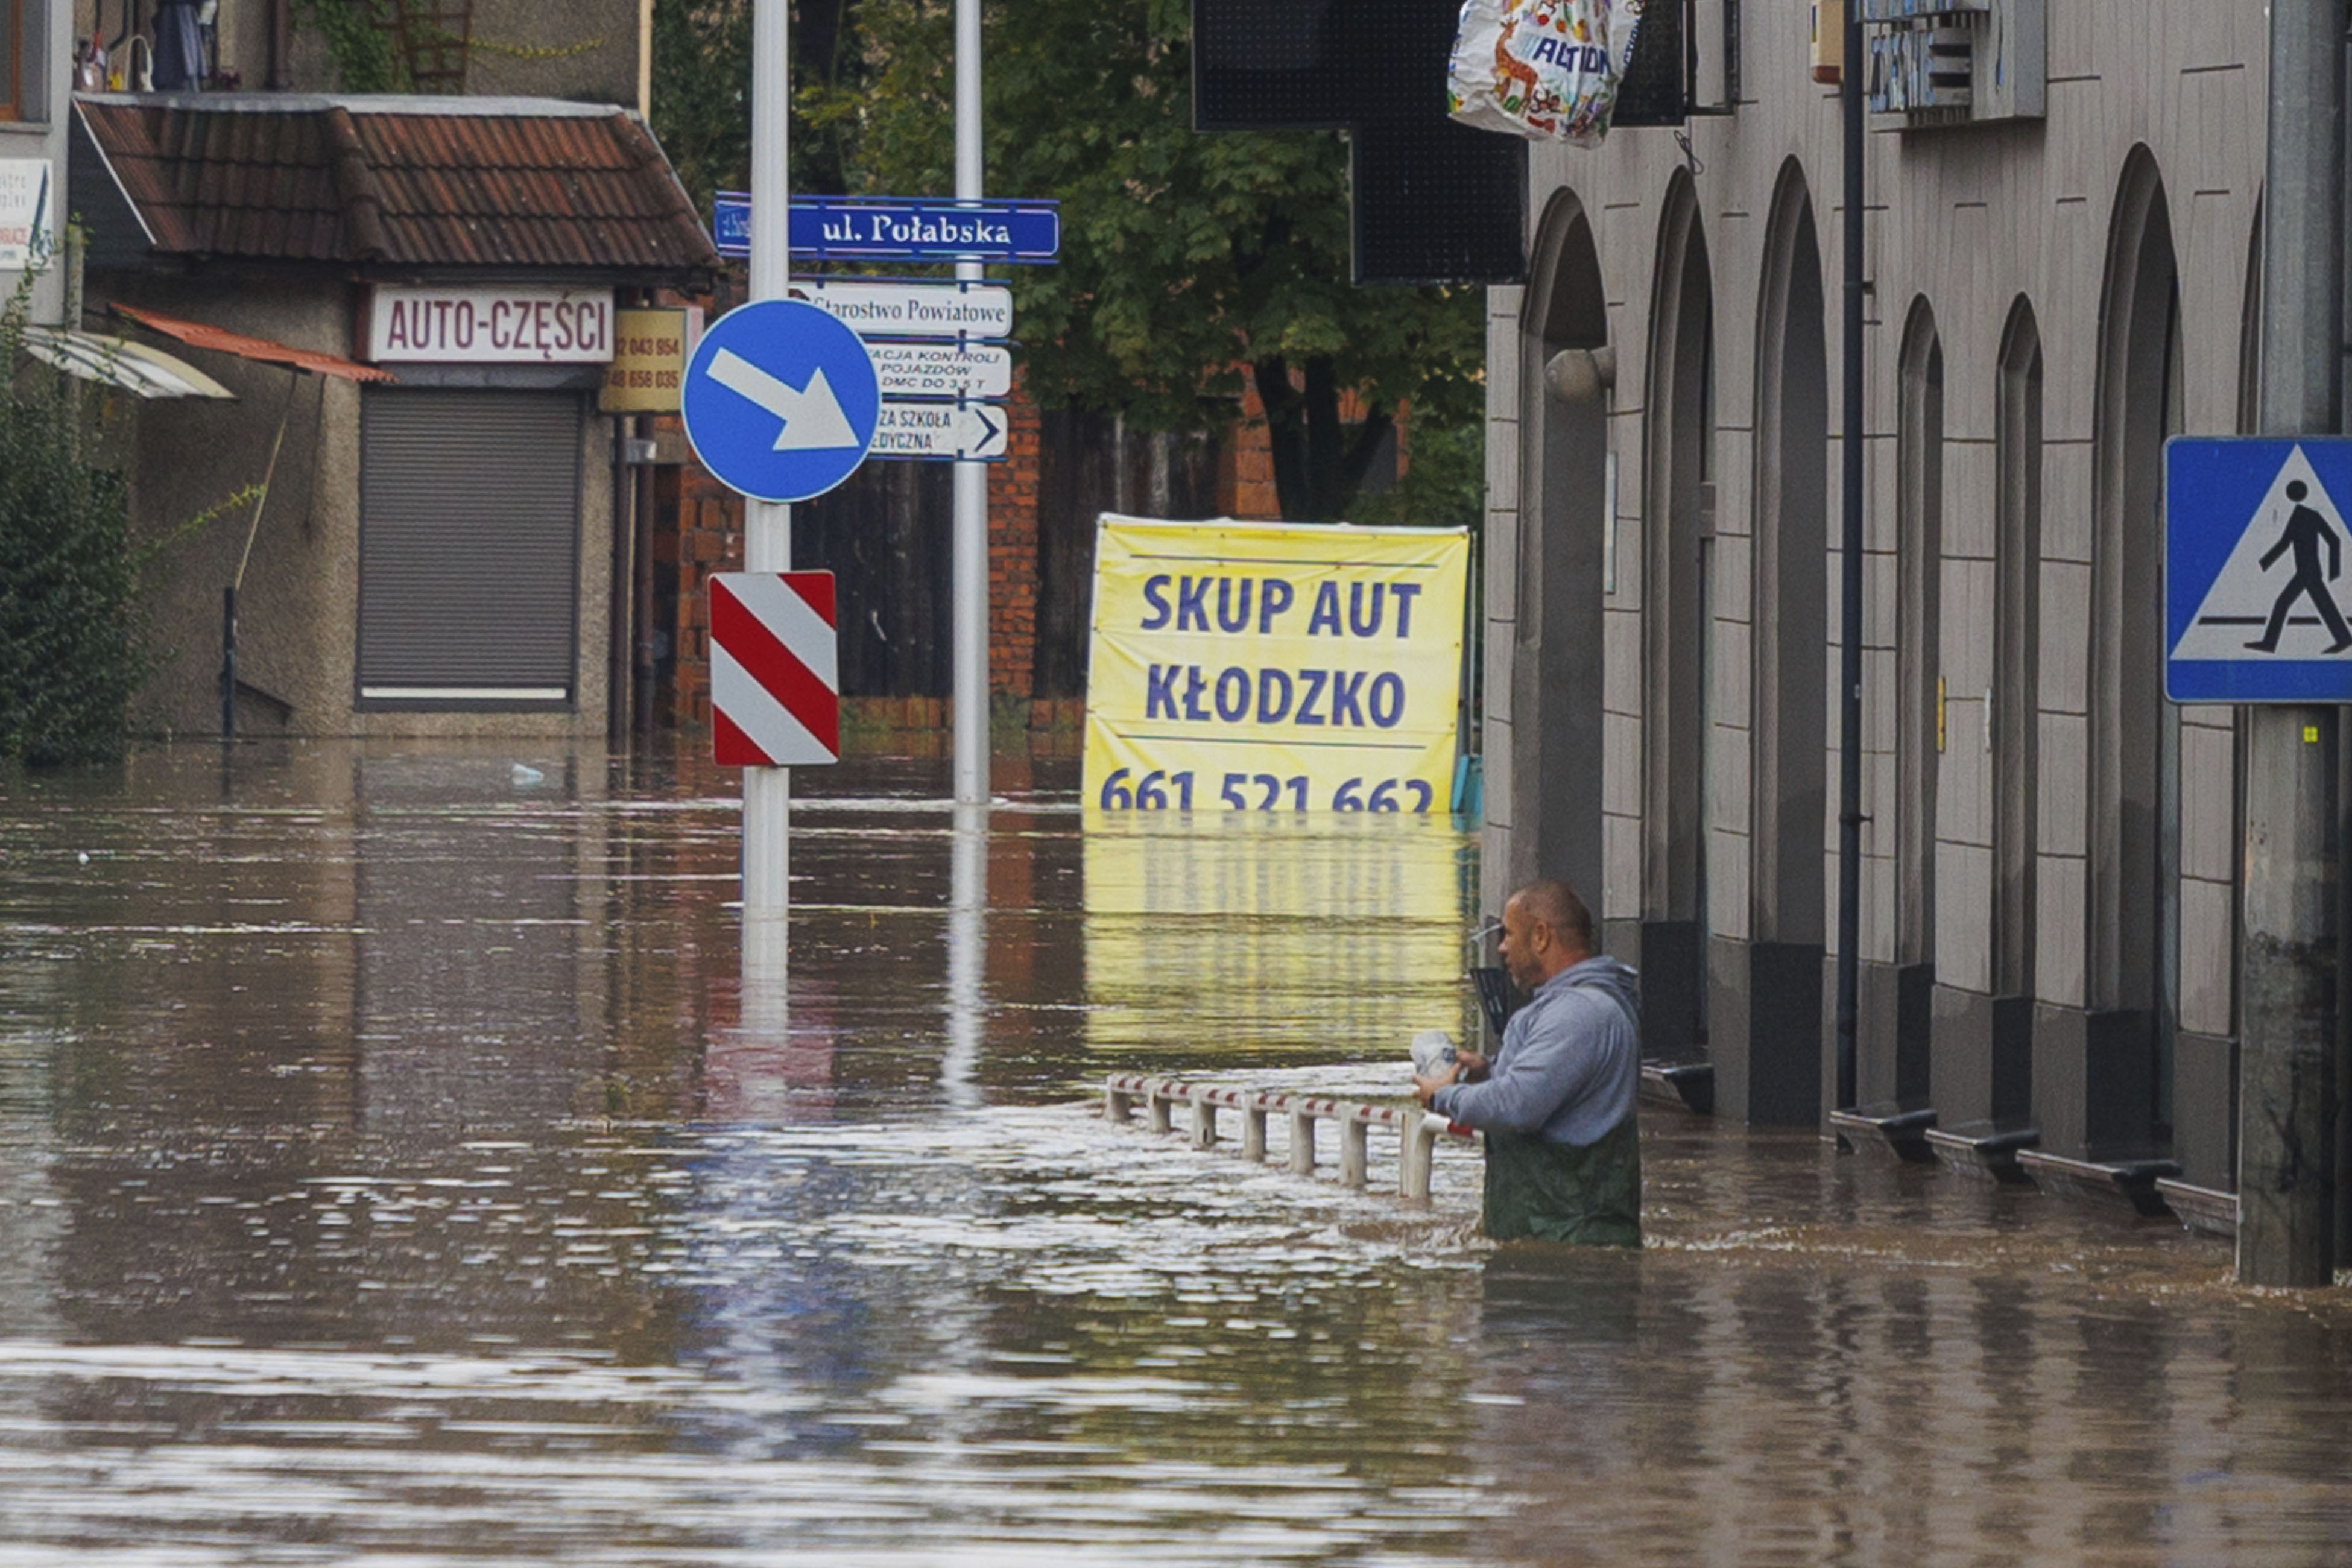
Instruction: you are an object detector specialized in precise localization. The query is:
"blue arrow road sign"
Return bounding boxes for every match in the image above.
[712,195,1060,264]
[681,299,881,504]
[2167,436,2352,702]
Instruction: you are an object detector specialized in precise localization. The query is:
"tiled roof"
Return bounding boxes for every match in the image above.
[75,93,719,277]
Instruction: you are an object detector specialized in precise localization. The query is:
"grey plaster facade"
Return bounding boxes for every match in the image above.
[104,274,616,741]
[1487,7,2259,1182]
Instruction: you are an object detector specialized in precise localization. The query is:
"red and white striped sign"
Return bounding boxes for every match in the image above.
[709,571,840,767]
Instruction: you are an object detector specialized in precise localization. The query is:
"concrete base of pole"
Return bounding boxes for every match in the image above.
[2237,705,2339,1286]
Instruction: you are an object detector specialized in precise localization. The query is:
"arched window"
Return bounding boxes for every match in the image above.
[2085,147,2183,1149]
[1637,171,1715,1052]
[1895,300,1944,978]
[1993,299,2043,1014]
[1752,162,1829,950]
[1508,190,1613,907]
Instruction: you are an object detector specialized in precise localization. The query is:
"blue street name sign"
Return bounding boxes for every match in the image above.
[2166,435,2352,702]
[681,299,881,505]
[712,195,1060,264]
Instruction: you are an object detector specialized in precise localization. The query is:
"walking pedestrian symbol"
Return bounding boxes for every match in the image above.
[2166,437,2352,701]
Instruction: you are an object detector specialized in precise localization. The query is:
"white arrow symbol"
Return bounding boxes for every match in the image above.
[708,348,861,450]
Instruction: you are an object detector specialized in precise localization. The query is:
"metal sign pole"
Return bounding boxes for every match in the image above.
[2239,0,2345,1286]
[738,0,795,922]
[952,0,990,808]
[744,0,792,931]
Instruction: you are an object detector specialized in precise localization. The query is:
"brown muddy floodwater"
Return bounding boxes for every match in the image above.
[1,739,2348,1566]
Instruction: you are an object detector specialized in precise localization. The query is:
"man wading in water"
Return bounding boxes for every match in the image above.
[1411,879,1642,1247]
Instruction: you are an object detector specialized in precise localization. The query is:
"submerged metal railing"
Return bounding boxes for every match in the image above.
[1102,1073,1472,1206]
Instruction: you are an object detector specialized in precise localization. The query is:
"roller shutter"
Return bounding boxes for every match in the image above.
[358,389,582,704]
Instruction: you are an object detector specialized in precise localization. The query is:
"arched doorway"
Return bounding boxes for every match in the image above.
[1886,297,1943,1107]
[1637,171,1713,1059]
[1956,297,2044,1127]
[1722,161,1829,1127]
[1500,191,1610,915]
[2061,148,2183,1156]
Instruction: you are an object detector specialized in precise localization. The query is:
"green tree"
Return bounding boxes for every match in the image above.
[654,0,868,230]
[0,287,148,767]
[987,0,1484,523]
[662,0,1485,523]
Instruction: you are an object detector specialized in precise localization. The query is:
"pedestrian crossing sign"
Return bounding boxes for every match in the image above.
[2166,437,2352,702]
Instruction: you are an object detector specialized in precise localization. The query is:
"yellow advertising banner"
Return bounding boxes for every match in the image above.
[1083,516,1471,814]
[598,306,692,413]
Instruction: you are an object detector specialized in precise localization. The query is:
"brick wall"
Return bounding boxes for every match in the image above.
[1214,373,1400,520]
[664,443,745,732]
[988,378,1043,698]
[1221,375,1281,519]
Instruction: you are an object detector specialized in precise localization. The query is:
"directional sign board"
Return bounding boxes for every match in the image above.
[715,194,1059,264]
[681,299,880,504]
[866,339,1013,400]
[872,402,1009,462]
[2167,437,2352,702]
[782,279,1014,341]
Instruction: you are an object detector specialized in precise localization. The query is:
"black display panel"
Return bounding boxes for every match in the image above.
[1351,121,1528,286]
[1193,0,1525,283]
[1192,0,1690,282]
[1613,0,1692,129]
[1192,0,1350,130]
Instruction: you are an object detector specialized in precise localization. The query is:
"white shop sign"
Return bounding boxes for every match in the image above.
[368,285,615,364]
[0,160,55,271]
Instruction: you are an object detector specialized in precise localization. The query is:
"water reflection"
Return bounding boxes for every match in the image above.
[942,801,988,1111]
[0,739,2347,1564]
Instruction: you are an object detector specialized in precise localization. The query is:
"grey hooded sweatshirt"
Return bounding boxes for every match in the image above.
[1431,954,1640,1146]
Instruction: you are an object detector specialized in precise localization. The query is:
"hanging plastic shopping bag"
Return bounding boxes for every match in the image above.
[1448,0,1645,147]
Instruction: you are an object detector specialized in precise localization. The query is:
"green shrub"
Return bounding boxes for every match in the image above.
[0,284,147,768]
[292,0,405,92]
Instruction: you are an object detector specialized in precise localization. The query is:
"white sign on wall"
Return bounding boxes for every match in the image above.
[0,160,55,271]
[368,285,615,364]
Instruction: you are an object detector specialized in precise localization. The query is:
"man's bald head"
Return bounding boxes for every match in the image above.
[1513,879,1593,949]
[1498,879,1594,989]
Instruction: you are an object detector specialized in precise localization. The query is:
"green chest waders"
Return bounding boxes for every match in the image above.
[1481,1113,1642,1247]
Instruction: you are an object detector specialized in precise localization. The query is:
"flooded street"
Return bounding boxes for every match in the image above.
[2,739,2350,1566]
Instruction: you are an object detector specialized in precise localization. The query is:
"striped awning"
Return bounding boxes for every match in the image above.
[17,327,236,399]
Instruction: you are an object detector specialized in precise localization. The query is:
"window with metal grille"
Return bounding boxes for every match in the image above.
[358,388,583,706]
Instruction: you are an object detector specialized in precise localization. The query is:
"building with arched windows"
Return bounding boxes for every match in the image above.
[1484,5,2264,1206]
